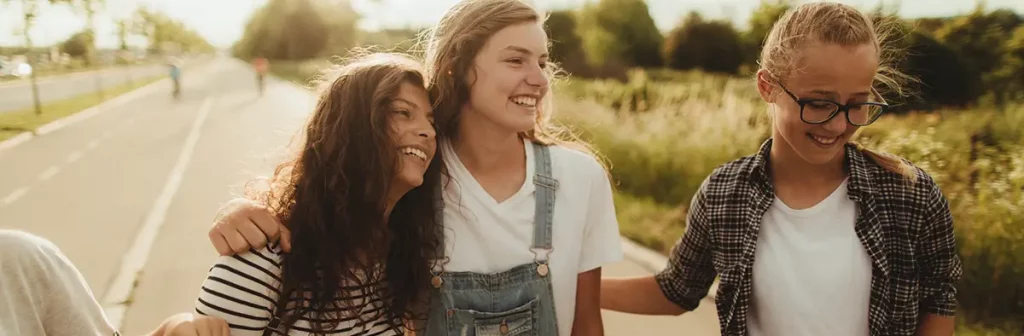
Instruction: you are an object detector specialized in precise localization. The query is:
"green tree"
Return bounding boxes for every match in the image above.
[133,7,214,55]
[663,12,745,75]
[743,0,791,69]
[935,7,1023,105]
[577,0,663,70]
[899,31,984,110]
[545,10,589,76]
[993,26,1024,101]
[234,0,358,60]
[59,30,94,58]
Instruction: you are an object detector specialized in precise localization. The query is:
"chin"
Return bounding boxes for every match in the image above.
[397,169,425,188]
[505,118,537,134]
[797,142,846,165]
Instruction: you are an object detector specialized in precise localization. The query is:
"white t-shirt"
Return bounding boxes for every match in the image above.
[748,179,872,336]
[0,230,119,336]
[439,139,624,336]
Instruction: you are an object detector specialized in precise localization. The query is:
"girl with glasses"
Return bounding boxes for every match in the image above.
[600,3,962,336]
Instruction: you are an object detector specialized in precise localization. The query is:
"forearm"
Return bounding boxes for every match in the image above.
[143,322,168,336]
[570,312,604,336]
[572,268,605,336]
[600,276,686,315]
[916,313,954,336]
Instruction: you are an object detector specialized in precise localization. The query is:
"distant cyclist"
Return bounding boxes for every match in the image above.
[252,56,269,95]
[168,59,182,99]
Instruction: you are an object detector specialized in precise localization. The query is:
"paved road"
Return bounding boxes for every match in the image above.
[0,56,719,335]
[0,63,179,113]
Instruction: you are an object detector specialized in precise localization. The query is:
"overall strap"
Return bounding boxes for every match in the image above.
[531,143,558,260]
[431,178,447,264]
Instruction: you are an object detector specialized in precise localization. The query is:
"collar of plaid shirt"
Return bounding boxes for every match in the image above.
[740,139,894,335]
[659,138,962,336]
[745,138,891,279]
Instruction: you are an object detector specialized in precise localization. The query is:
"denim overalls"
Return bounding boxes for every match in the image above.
[424,143,560,336]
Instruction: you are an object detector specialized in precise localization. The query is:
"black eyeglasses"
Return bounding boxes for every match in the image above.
[775,81,889,126]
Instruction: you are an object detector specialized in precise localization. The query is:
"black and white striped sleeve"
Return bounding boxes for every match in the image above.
[194,246,283,335]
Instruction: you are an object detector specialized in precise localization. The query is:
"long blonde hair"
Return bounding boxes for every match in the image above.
[418,0,603,162]
[759,2,918,181]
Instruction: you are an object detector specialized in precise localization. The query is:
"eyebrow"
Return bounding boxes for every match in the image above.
[503,45,548,58]
[392,99,434,117]
[392,98,418,109]
[806,89,870,100]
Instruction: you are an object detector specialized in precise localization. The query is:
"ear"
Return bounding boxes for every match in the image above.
[756,70,777,104]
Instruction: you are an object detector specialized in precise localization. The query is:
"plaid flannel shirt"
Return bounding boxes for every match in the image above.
[655,139,962,336]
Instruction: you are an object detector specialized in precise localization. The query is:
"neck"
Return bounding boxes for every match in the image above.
[452,106,526,172]
[384,186,408,221]
[769,135,847,186]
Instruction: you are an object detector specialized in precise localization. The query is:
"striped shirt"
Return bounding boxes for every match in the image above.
[194,245,400,336]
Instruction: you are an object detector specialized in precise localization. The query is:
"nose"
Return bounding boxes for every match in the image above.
[822,110,850,133]
[415,119,436,140]
[525,65,549,88]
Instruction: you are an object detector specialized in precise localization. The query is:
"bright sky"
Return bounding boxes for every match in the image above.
[0,0,1021,49]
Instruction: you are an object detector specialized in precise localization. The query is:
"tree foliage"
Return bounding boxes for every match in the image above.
[663,12,745,75]
[577,0,663,69]
[545,10,589,76]
[233,0,359,60]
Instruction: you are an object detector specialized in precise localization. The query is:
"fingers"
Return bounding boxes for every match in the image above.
[218,318,231,336]
[166,321,199,336]
[279,225,292,252]
[238,218,268,251]
[200,315,217,336]
[195,315,230,336]
[223,224,252,254]
[251,207,284,240]
[208,229,233,256]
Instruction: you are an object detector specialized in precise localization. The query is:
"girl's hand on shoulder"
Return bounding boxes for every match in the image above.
[208,198,290,255]
[155,313,230,336]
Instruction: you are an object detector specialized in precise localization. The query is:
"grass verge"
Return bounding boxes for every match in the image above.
[0,75,164,142]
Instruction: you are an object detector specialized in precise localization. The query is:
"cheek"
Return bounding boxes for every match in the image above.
[774,103,801,128]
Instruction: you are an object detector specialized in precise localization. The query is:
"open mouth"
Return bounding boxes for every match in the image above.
[511,95,537,108]
[400,146,428,162]
[808,134,839,147]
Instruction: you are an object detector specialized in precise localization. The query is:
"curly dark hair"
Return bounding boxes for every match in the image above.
[249,52,442,335]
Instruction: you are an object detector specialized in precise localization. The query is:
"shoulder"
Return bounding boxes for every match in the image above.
[695,153,760,200]
[0,230,62,266]
[859,151,943,204]
[207,245,285,288]
[545,143,608,183]
[547,143,604,171]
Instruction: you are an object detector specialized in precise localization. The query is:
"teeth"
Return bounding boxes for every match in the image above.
[811,135,837,145]
[512,96,537,107]
[401,147,428,161]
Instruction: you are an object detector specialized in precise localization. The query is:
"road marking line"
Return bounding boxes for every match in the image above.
[38,166,60,181]
[2,187,29,205]
[101,97,215,330]
[87,140,100,150]
[67,151,83,163]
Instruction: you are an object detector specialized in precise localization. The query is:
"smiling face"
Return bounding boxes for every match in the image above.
[390,81,437,189]
[758,42,880,166]
[461,21,550,134]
